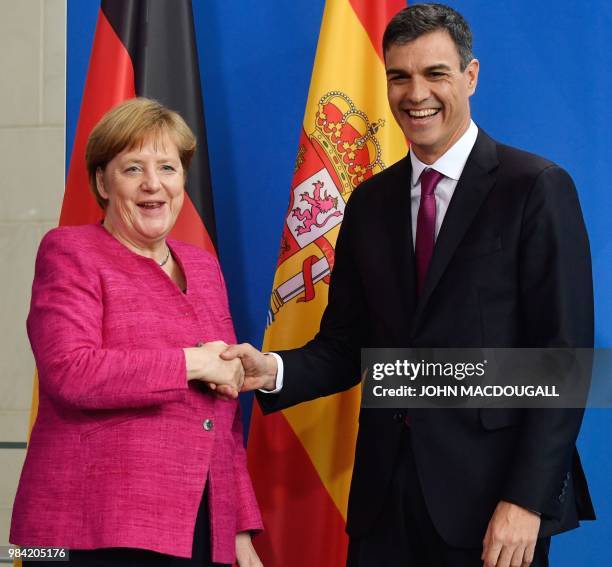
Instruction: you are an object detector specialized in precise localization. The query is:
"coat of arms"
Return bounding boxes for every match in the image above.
[268,91,387,324]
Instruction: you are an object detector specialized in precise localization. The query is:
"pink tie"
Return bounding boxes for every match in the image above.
[415,168,443,293]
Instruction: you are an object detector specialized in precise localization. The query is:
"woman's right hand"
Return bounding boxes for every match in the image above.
[184,341,244,397]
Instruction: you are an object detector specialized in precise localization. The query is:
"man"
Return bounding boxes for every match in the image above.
[222,4,595,566]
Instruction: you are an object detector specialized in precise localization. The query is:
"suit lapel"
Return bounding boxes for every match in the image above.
[411,130,499,333]
[384,155,418,321]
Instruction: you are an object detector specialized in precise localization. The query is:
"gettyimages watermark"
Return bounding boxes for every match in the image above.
[361,348,612,409]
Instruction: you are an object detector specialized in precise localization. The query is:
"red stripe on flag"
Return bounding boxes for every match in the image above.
[170,195,215,254]
[61,10,135,226]
[348,0,407,61]
[248,404,348,566]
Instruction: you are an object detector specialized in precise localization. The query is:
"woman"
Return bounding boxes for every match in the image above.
[11,98,263,566]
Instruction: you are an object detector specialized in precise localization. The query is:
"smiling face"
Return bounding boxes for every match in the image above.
[386,29,479,164]
[96,133,185,252]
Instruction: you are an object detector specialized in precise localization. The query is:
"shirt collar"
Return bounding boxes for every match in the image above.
[410,120,479,187]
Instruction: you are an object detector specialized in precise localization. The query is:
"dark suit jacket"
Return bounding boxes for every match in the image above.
[257,129,595,547]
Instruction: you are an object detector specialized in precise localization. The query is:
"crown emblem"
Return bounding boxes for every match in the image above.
[312,91,386,196]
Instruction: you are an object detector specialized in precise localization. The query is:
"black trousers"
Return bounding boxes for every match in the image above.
[347,429,550,567]
[23,488,230,567]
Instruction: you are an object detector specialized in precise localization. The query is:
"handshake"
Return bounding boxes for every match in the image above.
[183,342,278,399]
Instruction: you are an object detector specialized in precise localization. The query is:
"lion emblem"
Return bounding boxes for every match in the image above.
[291,180,343,235]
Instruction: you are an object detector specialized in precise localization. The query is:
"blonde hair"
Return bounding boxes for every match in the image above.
[86,97,197,209]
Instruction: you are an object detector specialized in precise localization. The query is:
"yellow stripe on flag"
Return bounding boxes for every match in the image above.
[261,0,407,520]
[303,0,406,167]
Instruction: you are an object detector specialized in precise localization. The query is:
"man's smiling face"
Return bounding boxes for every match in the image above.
[385,29,479,164]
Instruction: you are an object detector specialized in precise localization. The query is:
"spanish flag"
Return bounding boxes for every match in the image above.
[247,1,407,565]
[20,5,215,564]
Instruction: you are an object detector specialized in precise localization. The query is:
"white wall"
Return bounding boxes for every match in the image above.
[0,0,66,548]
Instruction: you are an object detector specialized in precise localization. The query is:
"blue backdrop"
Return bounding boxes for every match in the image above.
[66,1,611,564]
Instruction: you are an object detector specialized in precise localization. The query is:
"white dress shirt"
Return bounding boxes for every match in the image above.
[410,119,478,247]
[263,120,480,393]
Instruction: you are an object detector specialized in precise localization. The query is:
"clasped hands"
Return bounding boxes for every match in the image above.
[185,342,276,399]
[186,344,541,566]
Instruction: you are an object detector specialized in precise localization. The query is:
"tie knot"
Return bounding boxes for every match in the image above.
[420,168,443,197]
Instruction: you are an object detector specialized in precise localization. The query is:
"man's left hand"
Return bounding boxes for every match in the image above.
[482,500,541,567]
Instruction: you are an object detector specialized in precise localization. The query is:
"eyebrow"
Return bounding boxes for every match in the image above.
[386,63,453,76]
[425,63,452,72]
[121,155,178,163]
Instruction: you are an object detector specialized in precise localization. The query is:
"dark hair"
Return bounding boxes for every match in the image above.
[86,98,196,209]
[383,3,474,70]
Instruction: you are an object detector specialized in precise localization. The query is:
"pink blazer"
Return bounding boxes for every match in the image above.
[10,224,262,564]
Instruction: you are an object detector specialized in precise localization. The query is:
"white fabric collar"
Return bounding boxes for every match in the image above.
[410,120,479,186]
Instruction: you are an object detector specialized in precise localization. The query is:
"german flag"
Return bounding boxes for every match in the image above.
[61,0,216,252]
[247,1,407,565]
[21,1,216,539]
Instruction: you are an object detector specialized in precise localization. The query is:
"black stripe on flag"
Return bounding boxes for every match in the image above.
[101,0,217,247]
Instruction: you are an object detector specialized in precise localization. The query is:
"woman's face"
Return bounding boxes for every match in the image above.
[97,133,185,249]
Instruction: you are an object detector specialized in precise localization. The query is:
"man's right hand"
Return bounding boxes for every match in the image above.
[183,341,244,398]
[220,343,278,392]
